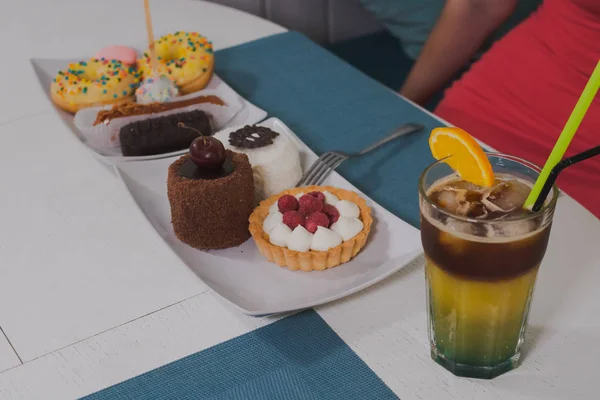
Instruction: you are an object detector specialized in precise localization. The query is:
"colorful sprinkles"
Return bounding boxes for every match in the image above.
[51,32,213,108]
[138,32,213,86]
[51,59,140,101]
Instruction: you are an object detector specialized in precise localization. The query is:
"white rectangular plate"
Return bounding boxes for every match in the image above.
[115,117,422,315]
[30,57,267,165]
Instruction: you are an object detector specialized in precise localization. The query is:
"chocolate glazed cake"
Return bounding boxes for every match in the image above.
[167,142,255,250]
[120,110,211,157]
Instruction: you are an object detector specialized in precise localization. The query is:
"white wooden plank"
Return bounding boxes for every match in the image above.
[319,195,600,400]
[0,329,20,373]
[0,293,280,399]
[0,0,285,126]
[0,114,206,361]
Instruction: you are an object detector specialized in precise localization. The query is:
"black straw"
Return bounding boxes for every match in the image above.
[532,145,600,212]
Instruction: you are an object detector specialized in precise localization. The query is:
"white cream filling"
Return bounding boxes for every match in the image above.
[330,217,364,241]
[268,202,279,214]
[269,223,292,247]
[263,211,283,234]
[311,227,343,251]
[335,200,360,218]
[287,225,313,252]
[323,191,339,205]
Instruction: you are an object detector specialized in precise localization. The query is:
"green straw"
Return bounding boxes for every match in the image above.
[524,60,600,209]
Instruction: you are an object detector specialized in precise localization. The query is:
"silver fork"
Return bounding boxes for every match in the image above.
[297,123,424,187]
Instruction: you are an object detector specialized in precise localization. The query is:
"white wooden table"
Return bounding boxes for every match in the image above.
[0,1,598,399]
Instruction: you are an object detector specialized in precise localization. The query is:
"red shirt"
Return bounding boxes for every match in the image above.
[436,0,600,218]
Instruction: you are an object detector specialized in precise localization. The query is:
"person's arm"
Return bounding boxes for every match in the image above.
[399,0,517,105]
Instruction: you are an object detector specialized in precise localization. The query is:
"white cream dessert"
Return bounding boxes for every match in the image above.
[262,191,364,252]
[213,125,302,200]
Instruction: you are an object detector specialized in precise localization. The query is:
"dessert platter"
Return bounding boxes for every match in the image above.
[30,1,421,315]
[115,117,422,315]
[32,30,266,164]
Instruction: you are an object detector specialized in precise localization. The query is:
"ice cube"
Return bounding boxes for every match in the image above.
[435,189,464,214]
[444,219,476,237]
[436,187,477,216]
[486,180,529,211]
[492,220,535,238]
[451,181,482,191]
[436,190,457,211]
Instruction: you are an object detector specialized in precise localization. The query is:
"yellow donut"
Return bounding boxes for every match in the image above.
[50,59,140,114]
[138,32,215,94]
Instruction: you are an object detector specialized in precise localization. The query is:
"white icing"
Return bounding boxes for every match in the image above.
[330,217,364,241]
[264,195,363,251]
[269,223,292,247]
[335,200,360,218]
[263,211,283,234]
[287,225,313,252]
[268,202,279,214]
[213,126,303,200]
[136,75,179,104]
[323,191,340,205]
[295,192,305,200]
[311,227,343,251]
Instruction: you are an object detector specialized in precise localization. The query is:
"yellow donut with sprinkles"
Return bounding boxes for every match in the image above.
[138,32,215,94]
[50,59,140,114]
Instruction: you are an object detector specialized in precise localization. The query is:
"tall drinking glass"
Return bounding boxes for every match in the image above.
[419,153,558,379]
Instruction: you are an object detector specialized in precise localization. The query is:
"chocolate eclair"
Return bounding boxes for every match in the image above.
[119,110,211,156]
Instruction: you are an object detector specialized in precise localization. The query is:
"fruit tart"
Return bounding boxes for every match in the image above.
[248,186,373,271]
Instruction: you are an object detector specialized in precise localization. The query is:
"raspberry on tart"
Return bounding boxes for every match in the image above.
[322,204,340,225]
[278,194,300,213]
[248,186,373,272]
[305,212,329,233]
[282,210,304,230]
[307,191,326,203]
[298,194,323,214]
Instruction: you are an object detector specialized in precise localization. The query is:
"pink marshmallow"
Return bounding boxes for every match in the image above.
[95,45,138,65]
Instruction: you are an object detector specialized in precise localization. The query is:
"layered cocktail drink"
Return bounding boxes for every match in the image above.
[419,154,558,379]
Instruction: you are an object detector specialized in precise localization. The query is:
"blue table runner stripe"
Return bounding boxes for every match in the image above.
[83,31,444,399]
[83,310,398,399]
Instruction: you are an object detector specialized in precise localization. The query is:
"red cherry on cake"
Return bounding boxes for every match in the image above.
[189,136,226,169]
[282,210,304,230]
[299,194,323,214]
[322,204,340,225]
[307,191,326,203]
[277,195,299,213]
[305,211,329,234]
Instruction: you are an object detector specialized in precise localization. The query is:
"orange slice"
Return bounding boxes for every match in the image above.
[429,127,495,187]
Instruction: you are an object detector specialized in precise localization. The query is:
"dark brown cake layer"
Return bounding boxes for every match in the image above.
[420,216,551,281]
[177,157,235,180]
[167,151,255,250]
[120,110,211,157]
